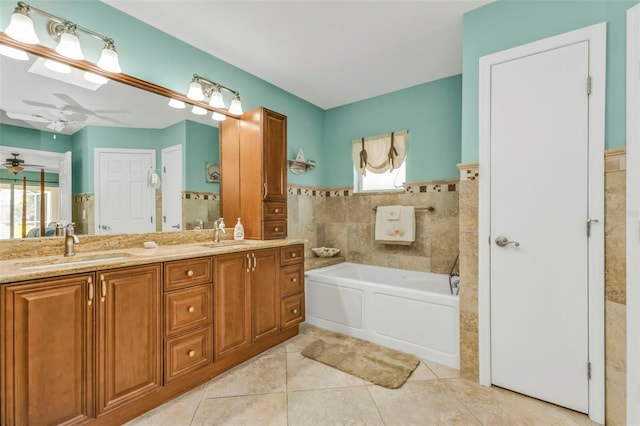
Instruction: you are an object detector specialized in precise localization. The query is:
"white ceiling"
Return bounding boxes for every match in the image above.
[102,0,491,110]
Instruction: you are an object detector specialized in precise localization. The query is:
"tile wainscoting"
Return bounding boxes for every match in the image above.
[457,149,627,425]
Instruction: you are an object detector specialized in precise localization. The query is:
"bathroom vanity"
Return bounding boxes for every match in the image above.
[0,240,305,425]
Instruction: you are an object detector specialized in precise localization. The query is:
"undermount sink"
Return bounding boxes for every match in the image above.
[18,252,134,271]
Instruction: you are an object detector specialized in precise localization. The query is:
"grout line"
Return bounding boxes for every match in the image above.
[188,384,207,426]
[365,384,387,425]
[438,378,484,425]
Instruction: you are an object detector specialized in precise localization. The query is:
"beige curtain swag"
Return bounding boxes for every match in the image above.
[352,130,407,176]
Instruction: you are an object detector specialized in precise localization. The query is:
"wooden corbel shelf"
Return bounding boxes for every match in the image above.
[287,159,316,175]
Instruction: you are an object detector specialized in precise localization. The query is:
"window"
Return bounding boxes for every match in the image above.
[352,130,407,192]
[0,183,59,238]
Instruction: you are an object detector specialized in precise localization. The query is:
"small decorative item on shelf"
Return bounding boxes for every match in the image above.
[311,247,340,258]
[206,163,220,183]
[288,148,316,174]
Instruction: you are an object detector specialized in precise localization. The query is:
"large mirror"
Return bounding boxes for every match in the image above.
[0,48,223,239]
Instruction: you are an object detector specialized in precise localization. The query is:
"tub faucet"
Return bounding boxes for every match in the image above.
[64,223,80,257]
[213,218,226,243]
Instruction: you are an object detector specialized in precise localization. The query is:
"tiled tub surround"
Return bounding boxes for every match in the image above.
[457,149,627,426]
[287,181,459,274]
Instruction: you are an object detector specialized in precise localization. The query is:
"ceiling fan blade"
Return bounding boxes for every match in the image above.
[6,112,51,123]
[53,94,93,115]
[22,100,59,109]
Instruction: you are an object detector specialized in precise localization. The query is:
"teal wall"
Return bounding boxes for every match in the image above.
[323,75,462,187]
[0,169,58,186]
[462,0,639,162]
[184,121,219,193]
[0,123,71,152]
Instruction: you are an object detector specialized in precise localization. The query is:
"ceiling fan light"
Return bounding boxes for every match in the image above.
[84,71,109,85]
[6,164,24,175]
[168,99,186,109]
[0,44,28,60]
[55,31,84,60]
[44,59,71,74]
[97,45,121,73]
[191,105,207,115]
[228,96,243,115]
[209,87,225,109]
[211,112,226,122]
[6,8,39,44]
[187,81,204,101]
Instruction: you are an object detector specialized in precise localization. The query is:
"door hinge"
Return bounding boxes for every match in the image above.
[587,76,592,95]
[163,166,166,173]
[587,362,592,380]
[150,216,153,224]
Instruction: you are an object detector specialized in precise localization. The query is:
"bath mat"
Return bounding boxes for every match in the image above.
[301,337,420,389]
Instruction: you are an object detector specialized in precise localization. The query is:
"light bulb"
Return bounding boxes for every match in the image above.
[228,96,243,115]
[5,7,39,44]
[44,59,71,74]
[187,81,204,101]
[168,99,186,109]
[97,45,121,73]
[209,87,225,108]
[0,44,28,60]
[55,31,84,60]
[191,105,207,115]
[212,112,226,122]
[84,72,109,85]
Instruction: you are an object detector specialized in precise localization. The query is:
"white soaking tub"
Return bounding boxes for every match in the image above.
[305,262,459,368]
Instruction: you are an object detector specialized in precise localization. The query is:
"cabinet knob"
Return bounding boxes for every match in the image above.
[275,208,279,213]
[188,306,195,313]
[292,278,297,283]
[188,350,195,357]
[186,270,194,277]
[292,309,298,315]
[291,253,296,257]
[275,227,279,232]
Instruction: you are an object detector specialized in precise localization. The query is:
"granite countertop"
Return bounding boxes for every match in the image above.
[304,256,345,271]
[0,238,306,284]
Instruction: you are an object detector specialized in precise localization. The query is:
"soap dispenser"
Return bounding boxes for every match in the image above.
[234,218,245,241]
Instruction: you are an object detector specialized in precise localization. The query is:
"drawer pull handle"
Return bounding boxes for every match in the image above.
[275,227,279,232]
[88,277,94,306]
[188,350,196,357]
[100,274,106,303]
[188,306,195,313]
[291,253,296,257]
[275,208,279,213]
[292,309,298,315]
[186,270,194,277]
[292,278,297,283]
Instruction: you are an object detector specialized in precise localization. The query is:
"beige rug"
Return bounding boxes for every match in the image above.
[301,337,420,389]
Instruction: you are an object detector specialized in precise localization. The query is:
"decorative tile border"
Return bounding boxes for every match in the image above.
[457,163,479,181]
[404,180,457,193]
[182,191,219,200]
[72,193,94,202]
[288,181,458,197]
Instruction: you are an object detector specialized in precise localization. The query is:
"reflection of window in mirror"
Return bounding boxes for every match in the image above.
[0,183,60,238]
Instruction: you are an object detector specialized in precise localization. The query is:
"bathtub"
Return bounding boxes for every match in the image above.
[304,262,459,369]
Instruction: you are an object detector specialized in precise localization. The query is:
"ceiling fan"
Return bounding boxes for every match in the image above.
[3,153,44,175]
[6,111,94,132]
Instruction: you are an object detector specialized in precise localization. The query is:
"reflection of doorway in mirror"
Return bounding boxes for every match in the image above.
[0,182,59,238]
[95,148,156,235]
[161,145,183,232]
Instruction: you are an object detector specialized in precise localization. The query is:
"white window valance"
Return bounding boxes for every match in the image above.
[352,130,407,176]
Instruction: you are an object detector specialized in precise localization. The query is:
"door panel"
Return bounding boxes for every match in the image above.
[252,249,280,342]
[490,41,589,412]
[162,145,183,232]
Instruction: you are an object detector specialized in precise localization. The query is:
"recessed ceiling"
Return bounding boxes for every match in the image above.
[102,0,492,110]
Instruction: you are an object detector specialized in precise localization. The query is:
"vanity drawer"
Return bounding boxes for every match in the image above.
[164,325,213,383]
[280,264,304,298]
[164,284,212,337]
[164,257,212,290]
[280,244,303,266]
[264,201,287,220]
[281,294,305,330]
[263,220,287,240]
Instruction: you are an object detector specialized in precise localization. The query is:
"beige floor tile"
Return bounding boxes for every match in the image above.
[406,361,438,382]
[287,351,367,391]
[424,359,460,379]
[442,378,596,426]
[191,393,287,426]
[124,384,205,426]
[288,387,384,425]
[368,380,480,425]
[204,351,286,398]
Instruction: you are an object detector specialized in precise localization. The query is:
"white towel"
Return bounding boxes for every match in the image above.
[385,205,402,221]
[375,206,415,245]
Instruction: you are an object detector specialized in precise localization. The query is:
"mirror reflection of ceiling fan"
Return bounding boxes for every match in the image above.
[3,153,45,175]
[6,111,93,132]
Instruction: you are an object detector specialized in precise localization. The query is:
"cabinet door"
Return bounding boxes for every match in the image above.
[2,274,94,425]
[262,109,287,202]
[251,248,280,342]
[214,252,251,359]
[97,264,162,415]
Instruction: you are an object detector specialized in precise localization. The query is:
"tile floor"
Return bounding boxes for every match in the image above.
[126,324,596,425]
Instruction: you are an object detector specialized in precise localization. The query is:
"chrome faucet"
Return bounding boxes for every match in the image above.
[64,223,80,256]
[213,218,226,243]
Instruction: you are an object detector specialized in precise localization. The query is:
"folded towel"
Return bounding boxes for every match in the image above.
[375,206,415,244]
[385,205,402,221]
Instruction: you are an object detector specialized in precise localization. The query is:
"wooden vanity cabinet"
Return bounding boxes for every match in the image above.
[214,247,280,360]
[220,107,287,240]
[280,244,305,329]
[1,274,95,426]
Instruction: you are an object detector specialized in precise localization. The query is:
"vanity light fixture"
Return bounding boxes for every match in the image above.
[44,59,71,74]
[3,2,122,73]
[0,44,28,60]
[212,112,226,122]
[84,71,108,85]
[168,99,186,109]
[191,105,207,115]
[185,74,242,116]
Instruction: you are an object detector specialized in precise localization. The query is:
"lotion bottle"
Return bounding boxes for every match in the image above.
[234,218,245,241]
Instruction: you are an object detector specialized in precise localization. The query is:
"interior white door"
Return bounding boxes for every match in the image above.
[96,149,155,234]
[161,145,183,232]
[490,41,590,412]
[58,151,72,224]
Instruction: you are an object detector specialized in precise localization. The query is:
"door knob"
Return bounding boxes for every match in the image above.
[495,236,520,247]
